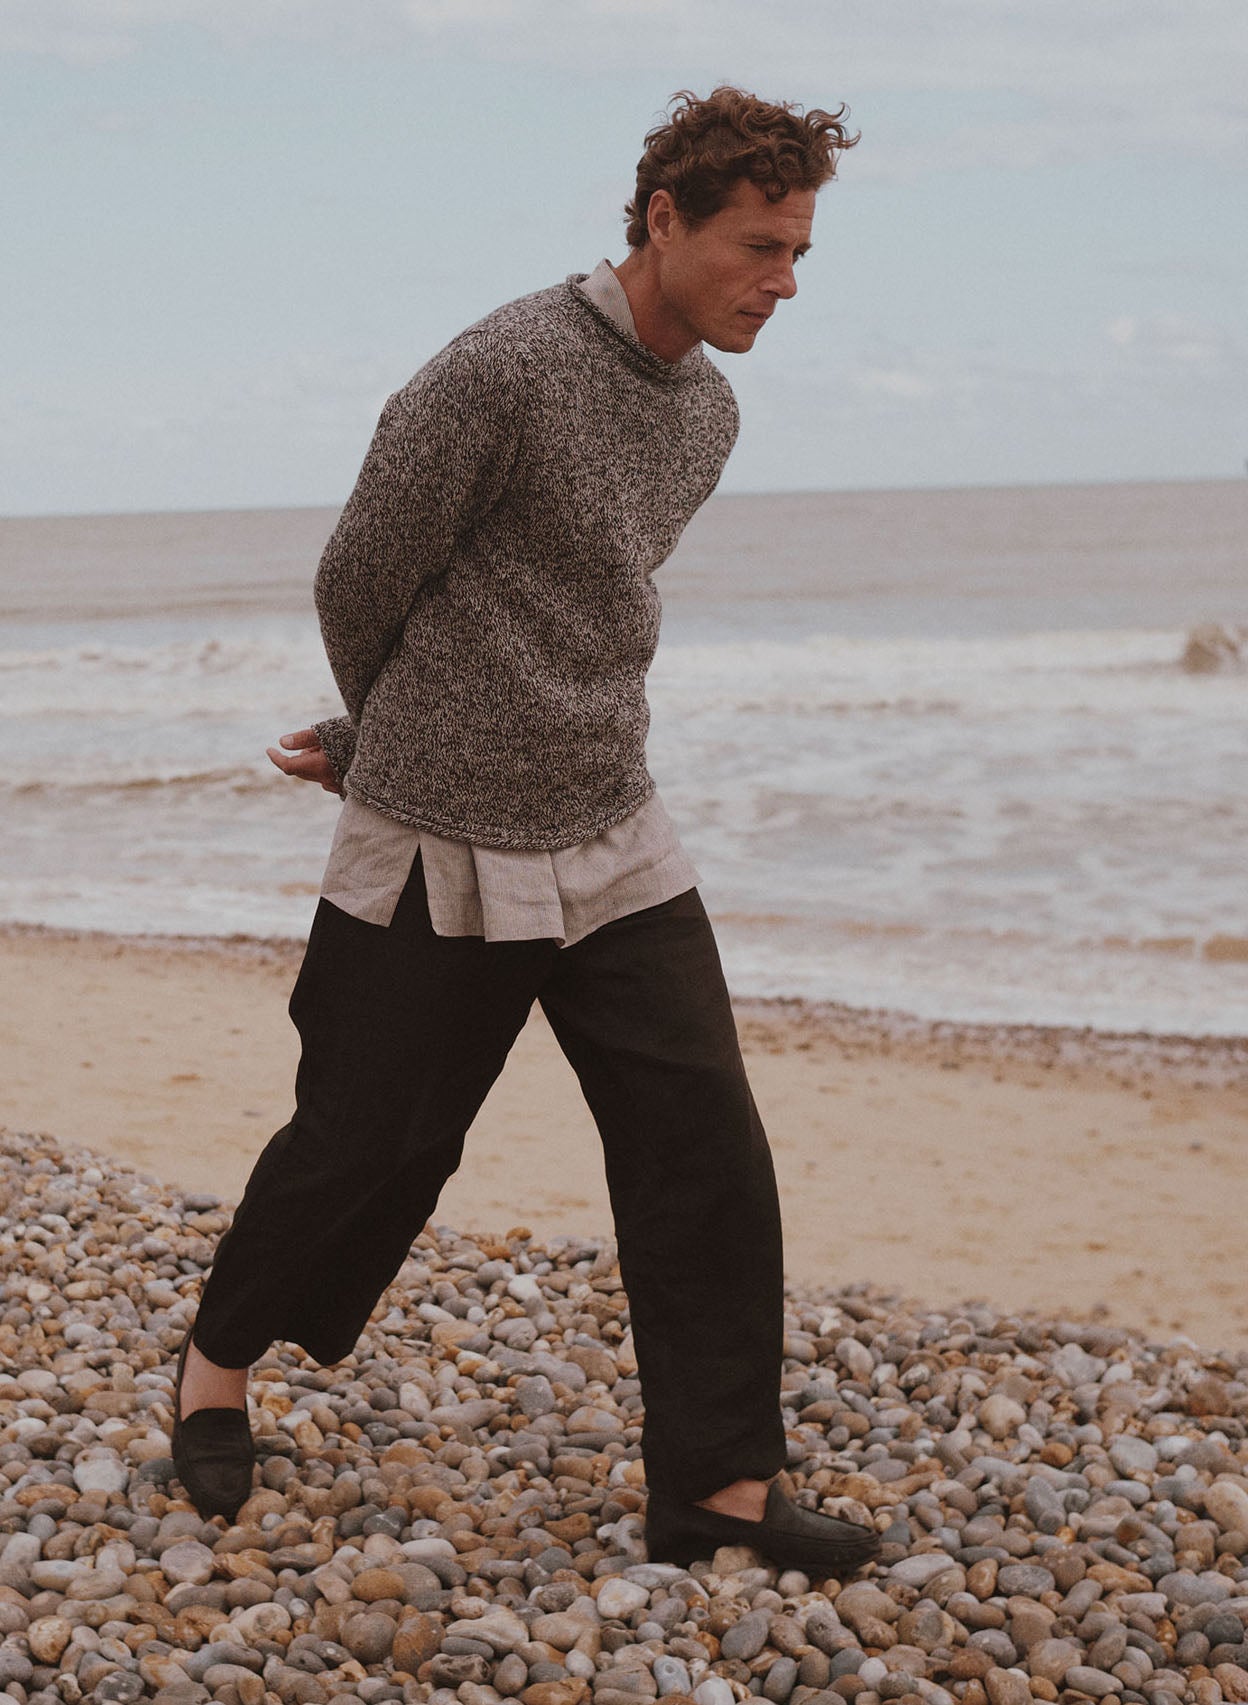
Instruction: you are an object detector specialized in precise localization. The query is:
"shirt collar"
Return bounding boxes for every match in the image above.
[577,258,638,340]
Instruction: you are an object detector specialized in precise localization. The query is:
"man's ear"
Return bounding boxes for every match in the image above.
[647,190,679,249]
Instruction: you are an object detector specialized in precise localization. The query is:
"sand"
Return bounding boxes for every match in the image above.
[2,924,1245,1354]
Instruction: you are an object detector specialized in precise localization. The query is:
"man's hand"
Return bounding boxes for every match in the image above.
[266,728,341,793]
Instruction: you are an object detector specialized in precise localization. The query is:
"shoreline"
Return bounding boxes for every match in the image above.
[3,920,1246,1354]
[4,917,1244,1089]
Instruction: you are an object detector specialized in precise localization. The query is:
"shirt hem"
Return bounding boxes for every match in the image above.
[341,774,658,852]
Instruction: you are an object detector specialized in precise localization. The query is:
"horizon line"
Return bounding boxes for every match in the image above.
[1,469,1242,526]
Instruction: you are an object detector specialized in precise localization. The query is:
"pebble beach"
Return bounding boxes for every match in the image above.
[4,1129,1248,1705]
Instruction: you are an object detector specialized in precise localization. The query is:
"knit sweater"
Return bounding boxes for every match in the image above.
[312,274,739,850]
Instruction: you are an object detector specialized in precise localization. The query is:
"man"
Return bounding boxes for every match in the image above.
[173,85,878,1575]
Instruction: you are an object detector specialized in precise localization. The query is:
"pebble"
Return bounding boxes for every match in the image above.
[494,1652,530,1694]
[1029,1638,1083,1684]
[25,1615,73,1663]
[232,1600,292,1642]
[1158,1569,1233,1604]
[720,1607,771,1659]
[971,1629,1020,1667]
[1109,1435,1159,1477]
[979,1394,1026,1439]
[764,1655,799,1701]
[653,1655,692,1695]
[393,1614,442,1671]
[1064,1665,1124,1697]
[71,1452,131,1496]
[983,1670,1030,1705]
[348,1565,405,1600]
[595,1578,650,1619]
[996,1564,1055,1597]
[516,1375,558,1418]
[342,1610,397,1663]
[1215,1665,1248,1702]
[532,1611,594,1649]
[836,1336,875,1383]
[1205,1479,1248,1535]
[2,1128,1248,1705]
[159,1538,217,1584]
[890,1552,959,1588]
[445,1607,530,1651]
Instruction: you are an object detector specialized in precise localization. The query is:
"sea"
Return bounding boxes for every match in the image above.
[1,479,1245,1038]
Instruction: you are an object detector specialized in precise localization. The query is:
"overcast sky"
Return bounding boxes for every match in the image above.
[2,0,1245,515]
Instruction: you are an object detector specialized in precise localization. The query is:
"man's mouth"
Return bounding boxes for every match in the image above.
[739,310,770,327]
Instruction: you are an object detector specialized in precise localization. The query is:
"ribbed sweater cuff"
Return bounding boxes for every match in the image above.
[313,714,357,794]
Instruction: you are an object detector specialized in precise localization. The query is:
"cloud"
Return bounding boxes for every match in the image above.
[5,0,1246,173]
[851,364,940,402]
[1105,313,1243,375]
[0,0,181,64]
[725,305,1245,492]
[847,104,1244,184]
[0,341,403,513]
[751,308,1245,441]
[838,345,1061,422]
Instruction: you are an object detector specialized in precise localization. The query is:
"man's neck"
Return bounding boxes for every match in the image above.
[610,251,699,364]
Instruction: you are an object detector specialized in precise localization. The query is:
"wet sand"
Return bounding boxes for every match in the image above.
[3,924,1245,1352]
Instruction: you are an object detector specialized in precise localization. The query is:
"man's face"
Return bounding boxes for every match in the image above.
[652,178,817,355]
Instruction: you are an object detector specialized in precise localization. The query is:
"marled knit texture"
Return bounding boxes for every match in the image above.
[312,274,739,850]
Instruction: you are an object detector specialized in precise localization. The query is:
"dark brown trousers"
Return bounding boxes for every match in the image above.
[192,854,786,1500]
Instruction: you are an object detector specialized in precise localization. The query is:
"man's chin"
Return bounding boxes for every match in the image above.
[703,325,760,355]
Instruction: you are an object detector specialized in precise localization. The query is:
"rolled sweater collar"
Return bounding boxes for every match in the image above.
[568,261,707,386]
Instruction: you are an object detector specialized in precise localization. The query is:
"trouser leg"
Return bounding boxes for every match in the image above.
[538,887,787,1503]
[193,854,554,1368]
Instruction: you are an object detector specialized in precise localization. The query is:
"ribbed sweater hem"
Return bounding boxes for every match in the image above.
[342,772,658,853]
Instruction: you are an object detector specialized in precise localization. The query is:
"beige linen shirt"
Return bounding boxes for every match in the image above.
[319,259,701,947]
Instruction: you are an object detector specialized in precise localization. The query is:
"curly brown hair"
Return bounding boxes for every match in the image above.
[624,85,858,249]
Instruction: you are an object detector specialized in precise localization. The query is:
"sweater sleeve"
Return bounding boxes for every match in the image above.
[311,712,357,793]
[313,327,526,728]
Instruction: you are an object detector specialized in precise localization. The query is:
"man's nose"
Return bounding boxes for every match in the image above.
[766,261,799,301]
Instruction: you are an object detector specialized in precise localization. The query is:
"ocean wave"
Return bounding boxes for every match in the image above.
[3,625,1239,732]
[1201,933,1248,963]
[718,911,1248,966]
[660,626,1186,673]
[650,626,1246,723]
[6,768,280,798]
[0,623,1209,683]
[0,632,336,727]
[0,634,320,673]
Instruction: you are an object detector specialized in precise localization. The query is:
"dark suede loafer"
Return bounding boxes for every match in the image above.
[645,1477,881,1574]
[170,1332,255,1524]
